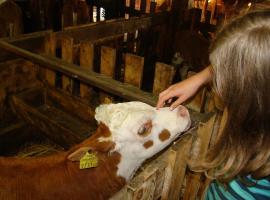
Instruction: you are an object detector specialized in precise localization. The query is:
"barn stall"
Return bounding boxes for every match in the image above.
[0,1,226,199]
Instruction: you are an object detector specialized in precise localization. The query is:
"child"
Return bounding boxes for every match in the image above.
[157,9,270,199]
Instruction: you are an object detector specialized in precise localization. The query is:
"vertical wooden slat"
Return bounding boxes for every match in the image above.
[185,71,207,113]
[183,172,202,200]
[152,62,175,95]
[200,0,207,22]
[135,0,141,10]
[183,113,218,199]
[100,46,116,77]
[79,41,94,99]
[145,0,151,13]
[161,149,177,200]
[124,53,144,88]
[44,33,56,87]
[61,36,73,92]
[9,23,14,37]
[128,168,158,200]
[168,135,193,200]
[99,46,117,103]
[210,0,217,25]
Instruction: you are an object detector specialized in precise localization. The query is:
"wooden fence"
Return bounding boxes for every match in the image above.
[0,15,225,199]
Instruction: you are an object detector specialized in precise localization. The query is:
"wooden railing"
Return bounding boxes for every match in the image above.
[0,14,225,199]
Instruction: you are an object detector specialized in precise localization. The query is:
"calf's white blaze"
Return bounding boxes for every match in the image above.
[95,101,190,180]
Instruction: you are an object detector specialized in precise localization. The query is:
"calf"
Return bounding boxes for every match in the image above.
[0,101,190,200]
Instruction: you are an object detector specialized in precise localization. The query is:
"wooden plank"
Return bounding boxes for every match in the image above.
[185,71,207,113]
[44,33,56,87]
[128,168,158,199]
[161,149,177,200]
[110,112,209,200]
[100,46,116,78]
[11,95,82,149]
[145,0,151,13]
[124,53,144,88]
[0,41,158,106]
[0,122,25,137]
[183,171,202,200]
[182,113,219,199]
[153,62,175,95]
[79,41,94,99]
[92,34,123,46]
[0,30,52,62]
[61,36,74,93]
[168,135,193,200]
[191,114,217,161]
[47,88,96,124]
[60,12,171,44]
[210,0,217,25]
[100,46,117,103]
[0,12,171,60]
[135,0,141,10]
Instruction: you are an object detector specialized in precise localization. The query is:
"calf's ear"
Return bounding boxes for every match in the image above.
[67,147,91,161]
[95,104,110,124]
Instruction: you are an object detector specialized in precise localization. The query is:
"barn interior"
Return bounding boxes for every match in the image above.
[0,0,268,199]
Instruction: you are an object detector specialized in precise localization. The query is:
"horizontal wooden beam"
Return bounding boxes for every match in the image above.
[59,12,171,43]
[0,30,52,62]
[0,40,158,106]
[0,12,172,60]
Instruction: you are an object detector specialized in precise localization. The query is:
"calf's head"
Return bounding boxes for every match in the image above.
[70,101,191,180]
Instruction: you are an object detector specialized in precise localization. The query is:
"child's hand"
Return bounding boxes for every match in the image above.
[156,66,213,110]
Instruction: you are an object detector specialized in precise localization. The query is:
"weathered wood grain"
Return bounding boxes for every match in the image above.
[44,33,56,87]
[168,135,193,200]
[153,62,175,95]
[99,46,117,103]
[124,53,144,88]
[11,87,96,148]
[61,36,74,93]
[79,41,94,99]
[0,41,158,106]
[61,12,171,43]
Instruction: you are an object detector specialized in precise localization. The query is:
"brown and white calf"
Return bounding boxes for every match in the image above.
[0,101,191,200]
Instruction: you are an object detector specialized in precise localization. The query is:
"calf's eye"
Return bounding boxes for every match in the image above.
[137,120,152,137]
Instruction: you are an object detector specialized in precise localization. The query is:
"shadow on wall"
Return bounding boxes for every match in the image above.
[173,30,210,72]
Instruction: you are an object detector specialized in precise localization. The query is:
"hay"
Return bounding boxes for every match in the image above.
[17,141,64,157]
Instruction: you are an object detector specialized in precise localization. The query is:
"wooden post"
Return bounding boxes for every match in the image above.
[200,0,208,23]
[79,41,94,99]
[167,135,193,200]
[99,46,117,103]
[161,149,177,200]
[135,0,141,11]
[0,40,158,106]
[185,71,207,113]
[183,113,218,199]
[210,0,217,25]
[124,53,144,88]
[145,0,151,13]
[152,62,175,95]
[61,36,74,93]
[128,168,158,199]
[44,33,56,87]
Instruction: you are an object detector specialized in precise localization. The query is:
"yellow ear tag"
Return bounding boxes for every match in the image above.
[79,152,98,169]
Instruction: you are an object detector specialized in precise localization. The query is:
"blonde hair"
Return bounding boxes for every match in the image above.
[192,9,270,182]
